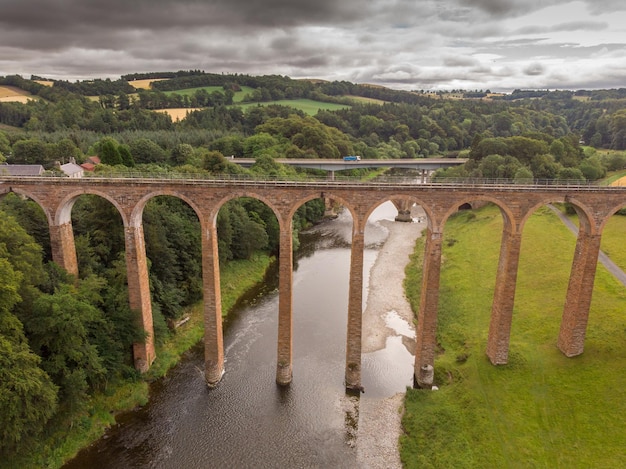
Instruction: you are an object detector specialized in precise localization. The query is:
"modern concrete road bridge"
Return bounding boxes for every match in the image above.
[231,157,467,181]
[2,175,625,391]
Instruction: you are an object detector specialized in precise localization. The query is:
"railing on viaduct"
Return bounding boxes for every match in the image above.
[2,174,625,390]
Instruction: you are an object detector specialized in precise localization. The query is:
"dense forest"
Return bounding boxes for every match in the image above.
[1,71,626,461]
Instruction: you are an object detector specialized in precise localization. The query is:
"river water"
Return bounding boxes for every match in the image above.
[63,201,415,469]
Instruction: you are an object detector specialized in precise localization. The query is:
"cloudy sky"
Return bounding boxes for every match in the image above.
[1,0,625,92]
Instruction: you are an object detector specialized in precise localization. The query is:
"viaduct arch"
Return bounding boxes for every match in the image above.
[2,176,625,390]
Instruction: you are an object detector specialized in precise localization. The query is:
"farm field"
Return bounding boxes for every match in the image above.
[154,108,203,121]
[611,176,626,186]
[128,78,169,90]
[0,85,35,103]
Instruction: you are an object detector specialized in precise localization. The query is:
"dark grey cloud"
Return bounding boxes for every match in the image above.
[455,0,566,18]
[523,62,544,76]
[0,0,366,31]
[0,0,625,92]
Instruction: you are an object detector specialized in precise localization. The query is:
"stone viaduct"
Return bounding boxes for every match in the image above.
[2,176,625,390]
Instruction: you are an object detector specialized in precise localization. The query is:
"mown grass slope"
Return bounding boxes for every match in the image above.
[401,204,626,468]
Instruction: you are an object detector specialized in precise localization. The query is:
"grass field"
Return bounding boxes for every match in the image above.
[345,95,387,104]
[234,98,350,115]
[164,85,255,102]
[401,204,626,468]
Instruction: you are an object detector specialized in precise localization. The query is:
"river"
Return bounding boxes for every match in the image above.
[63,201,416,469]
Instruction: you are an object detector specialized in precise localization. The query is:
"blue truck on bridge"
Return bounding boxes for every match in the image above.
[343,155,361,161]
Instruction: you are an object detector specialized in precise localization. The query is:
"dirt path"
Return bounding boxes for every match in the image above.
[356,207,426,468]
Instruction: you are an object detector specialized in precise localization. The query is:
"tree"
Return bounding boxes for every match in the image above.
[243,132,280,158]
[513,166,534,184]
[202,150,229,174]
[96,137,123,166]
[25,287,107,410]
[129,138,168,164]
[54,138,83,163]
[0,258,58,452]
[557,167,585,181]
[0,131,10,158]
[118,144,135,167]
[530,154,560,179]
[171,143,195,166]
[579,156,605,181]
[0,330,58,451]
[11,138,48,165]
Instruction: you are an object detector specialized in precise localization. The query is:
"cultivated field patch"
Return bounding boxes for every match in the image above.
[610,175,626,186]
[0,85,34,103]
[129,78,169,90]
[154,108,203,121]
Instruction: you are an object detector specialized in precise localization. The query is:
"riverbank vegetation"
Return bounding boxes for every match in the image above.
[401,204,626,467]
[0,252,272,469]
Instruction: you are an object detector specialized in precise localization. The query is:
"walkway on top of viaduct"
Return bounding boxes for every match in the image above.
[2,175,625,390]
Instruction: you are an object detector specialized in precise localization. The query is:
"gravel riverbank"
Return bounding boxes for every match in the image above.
[356,208,426,468]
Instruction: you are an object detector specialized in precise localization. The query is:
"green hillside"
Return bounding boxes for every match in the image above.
[165,85,255,102]
[233,98,350,115]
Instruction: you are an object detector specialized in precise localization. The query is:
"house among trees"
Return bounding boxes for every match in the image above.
[80,155,101,172]
[0,163,45,176]
[59,157,84,178]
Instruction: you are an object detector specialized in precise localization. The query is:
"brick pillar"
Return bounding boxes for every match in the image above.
[345,228,365,391]
[125,224,156,373]
[393,199,413,222]
[414,228,442,388]
[323,197,338,218]
[558,231,602,357]
[486,227,522,364]
[49,222,79,277]
[203,222,224,387]
[276,220,294,385]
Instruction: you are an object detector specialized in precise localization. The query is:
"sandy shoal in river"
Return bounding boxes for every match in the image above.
[356,208,426,468]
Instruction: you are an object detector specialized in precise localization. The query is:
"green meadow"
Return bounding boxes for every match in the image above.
[165,85,255,102]
[401,204,626,468]
[164,86,351,115]
[233,98,350,115]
